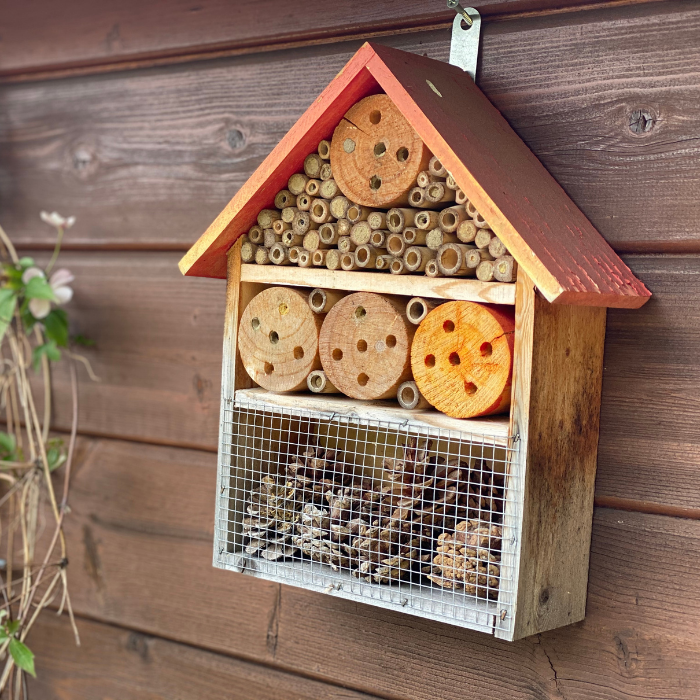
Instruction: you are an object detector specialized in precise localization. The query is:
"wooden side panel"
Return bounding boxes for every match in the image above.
[508,270,607,639]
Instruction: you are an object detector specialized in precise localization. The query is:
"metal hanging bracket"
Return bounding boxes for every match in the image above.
[447,2,481,81]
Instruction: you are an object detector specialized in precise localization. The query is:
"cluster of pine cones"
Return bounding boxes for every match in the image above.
[242,439,505,597]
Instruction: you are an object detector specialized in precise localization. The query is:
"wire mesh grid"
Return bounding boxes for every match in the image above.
[215,394,519,635]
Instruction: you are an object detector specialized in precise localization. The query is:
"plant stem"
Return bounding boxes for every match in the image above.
[44,226,64,275]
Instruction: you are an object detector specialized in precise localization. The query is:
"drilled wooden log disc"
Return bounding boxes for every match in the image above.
[411,302,515,418]
[238,287,322,392]
[330,95,430,208]
[319,292,414,400]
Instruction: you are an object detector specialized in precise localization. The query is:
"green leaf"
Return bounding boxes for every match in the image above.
[0,433,16,460]
[24,276,56,301]
[9,638,35,677]
[46,438,66,472]
[0,289,17,346]
[72,334,95,347]
[32,341,61,372]
[18,257,35,269]
[0,630,7,642]
[6,620,19,635]
[43,309,69,347]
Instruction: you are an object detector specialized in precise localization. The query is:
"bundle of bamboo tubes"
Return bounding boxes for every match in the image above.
[240,142,518,285]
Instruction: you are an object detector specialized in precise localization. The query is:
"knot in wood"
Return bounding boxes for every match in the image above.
[227,128,246,149]
[629,109,655,135]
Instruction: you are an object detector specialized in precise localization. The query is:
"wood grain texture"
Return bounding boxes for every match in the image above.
[27,615,382,700]
[0,0,631,79]
[1,3,698,254]
[54,435,700,699]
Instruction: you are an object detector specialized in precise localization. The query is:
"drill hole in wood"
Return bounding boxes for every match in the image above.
[374,142,387,157]
[251,317,261,331]
[443,320,455,333]
[449,352,461,366]
[464,381,477,395]
[396,147,409,162]
[425,354,435,368]
[332,348,343,361]
[264,362,274,375]
[480,342,493,357]
[369,175,382,190]
[357,372,369,386]
[386,334,396,348]
[357,339,368,352]
[355,306,367,320]
[369,110,381,124]
[293,346,304,360]
[269,330,279,344]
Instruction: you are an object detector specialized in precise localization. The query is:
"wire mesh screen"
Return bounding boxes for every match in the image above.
[215,394,519,635]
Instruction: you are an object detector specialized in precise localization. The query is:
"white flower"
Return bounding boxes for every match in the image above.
[40,211,76,229]
[24,267,75,319]
[29,298,51,320]
[22,267,45,285]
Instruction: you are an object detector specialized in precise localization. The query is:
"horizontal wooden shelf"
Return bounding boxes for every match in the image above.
[240,264,516,305]
[235,387,512,444]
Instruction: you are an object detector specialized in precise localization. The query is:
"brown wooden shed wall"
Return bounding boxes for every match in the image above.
[1,1,698,697]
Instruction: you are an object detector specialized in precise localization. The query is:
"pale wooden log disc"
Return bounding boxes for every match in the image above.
[239,287,323,392]
[411,301,515,418]
[330,94,430,208]
[319,292,414,400]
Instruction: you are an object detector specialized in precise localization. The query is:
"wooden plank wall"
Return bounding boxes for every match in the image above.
[1,0,698,696]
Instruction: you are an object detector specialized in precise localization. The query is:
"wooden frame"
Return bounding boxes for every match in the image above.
[214,238,607,640]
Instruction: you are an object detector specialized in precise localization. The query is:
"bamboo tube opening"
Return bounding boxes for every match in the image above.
[318,140,331,159]
[406,250,419,267]
[387,234,405,256]
[409,188,426,206]
[407,299,428,324]
[441,248,459,270]
[397,381,429,410]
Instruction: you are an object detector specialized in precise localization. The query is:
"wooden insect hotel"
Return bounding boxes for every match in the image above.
[179,42,650,640]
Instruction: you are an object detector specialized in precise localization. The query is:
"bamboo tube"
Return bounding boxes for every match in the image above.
[320,163,333,181]
[445,174,459,190]
[350,221,372,246]
[330,196,351,220]
[340,253,358,271]
[417,170,442,188]
[274,190,295,209]
[426,228,459,251]
[292,210,318,236]
[437,243,476,277]
[475,228,496,250]
[408,187,427,208]
[387,208,418,233]
[296,193,312,211]
[310,198,334,224]
[369,230,387,248]
[288,173,309,196]
[272,219,291,235]
[305,179,321,197]
[248,225,264,245]
[241,240,258,263]
[318,222,340,246]
[476,260,495,281]
[429,155,448,178]
[355,244,378,269]
[404,246,436,272]
[304,153,323,178]
[426,182,455,205]
[473,211,490,229]
[288,246,303,264]
[307,369,339,394]
[282,230,304,247]
[455,189,468,205]
[402,227,427,245]
[425,259,443,277]
[302,230,328,252]
[465,247,494,269]
[319,179,340,200]
[312,249,329,266]
[367,211,387,230]
[488,236,509,259]
[325,249,342,270]
[298,250,312,267]
[255,247,271,265]
[438,205,468,233]
[346,203,372,224]
[338,236,356,254]
[466,201,479,218]
[386,233,406,257]
[281,206,298,224]
[406,297,443,325]
[456,219,478,244]
[336,218,351,236]
[309,288,346,314]
[397,381,431,410]
[494,255,518,283]
[257,209,281,228]
[318,140,331,160]
[415,210,440,231]
[390,258,411,275]
[264,229,282,248]
[375,255,394,271]
[269,242,292,265]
